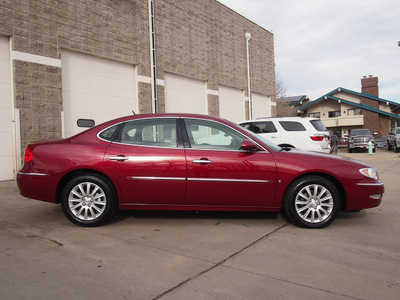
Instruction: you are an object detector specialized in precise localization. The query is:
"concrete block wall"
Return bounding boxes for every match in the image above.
[1,0,275,154]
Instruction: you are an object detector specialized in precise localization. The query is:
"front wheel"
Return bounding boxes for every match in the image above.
[61,174,117,227]
[283,176,340,228]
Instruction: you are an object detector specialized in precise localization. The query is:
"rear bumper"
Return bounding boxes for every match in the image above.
[17,171,58,203]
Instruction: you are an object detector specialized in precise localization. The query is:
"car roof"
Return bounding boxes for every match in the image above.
[239,117,319,123]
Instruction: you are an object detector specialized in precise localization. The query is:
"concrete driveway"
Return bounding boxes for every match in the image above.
[1,149,399,299]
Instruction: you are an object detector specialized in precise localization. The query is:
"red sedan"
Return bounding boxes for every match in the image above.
[17,114,384,228]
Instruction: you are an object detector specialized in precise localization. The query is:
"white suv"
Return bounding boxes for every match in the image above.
[239,117,331,153]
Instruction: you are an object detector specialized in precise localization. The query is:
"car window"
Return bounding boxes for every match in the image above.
[99,124,118,141]
[184,119,246,150]
[310,120,327,132]
[350,129,371,136]
[241,121,277,133]
[279,121,306,131]
[120,118,177,147]
[396,128,400,134]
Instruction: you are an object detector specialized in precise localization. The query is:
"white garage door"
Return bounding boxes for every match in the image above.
[219,86,244,123]
[164,73,206,114]
[252,93,271,119]
[61,51,137,137]
[0,36,14,181]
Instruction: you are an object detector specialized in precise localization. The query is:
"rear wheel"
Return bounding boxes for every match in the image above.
[348,147,353,153]
[395,143,400,153]
[61,174,117,227]
[284,176,340,228]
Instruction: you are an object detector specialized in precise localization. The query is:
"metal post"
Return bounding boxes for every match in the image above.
[245,33,252,120]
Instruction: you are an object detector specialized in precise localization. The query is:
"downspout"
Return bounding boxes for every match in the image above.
[245,32,252,119]
[9,37,21,177]
[148,0,158,113]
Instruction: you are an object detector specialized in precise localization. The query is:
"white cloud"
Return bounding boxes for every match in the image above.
[218,0,400,102]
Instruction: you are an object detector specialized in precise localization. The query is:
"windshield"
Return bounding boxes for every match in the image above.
[350,129,371,136]
[240,127,282,152]
[396,128,400,134]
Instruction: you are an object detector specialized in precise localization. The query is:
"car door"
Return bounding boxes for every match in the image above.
[103,118,187,204]
[183,118,277,207]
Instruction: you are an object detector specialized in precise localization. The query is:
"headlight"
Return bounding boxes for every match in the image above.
[359,168,379,181]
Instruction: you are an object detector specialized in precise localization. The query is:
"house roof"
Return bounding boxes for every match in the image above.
[277,95,308,103]
[297,87,400,120]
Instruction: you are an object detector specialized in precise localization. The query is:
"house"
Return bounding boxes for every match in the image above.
[295,76,400,137]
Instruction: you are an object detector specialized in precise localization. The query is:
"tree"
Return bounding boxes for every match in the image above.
[276,73,287,99]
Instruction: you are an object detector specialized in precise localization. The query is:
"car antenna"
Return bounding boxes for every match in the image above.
[132,110,136,115]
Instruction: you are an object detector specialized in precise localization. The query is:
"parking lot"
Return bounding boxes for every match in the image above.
[1,148,399,300]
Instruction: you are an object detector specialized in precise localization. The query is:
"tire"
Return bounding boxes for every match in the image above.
[61,174,117,227]
[395,143,400,153]
[348,147,353,153]
[283,176,340,229]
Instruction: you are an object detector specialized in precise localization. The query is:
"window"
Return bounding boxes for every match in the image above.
[99,125,118,141]
[310,120,328,131]
[347,108,362,116]
[328,111,341,118]
[184,119,245,150]
[308,112,320,118]
[279,121,306,131]
[241,121,277,134]
[120,118,177,147]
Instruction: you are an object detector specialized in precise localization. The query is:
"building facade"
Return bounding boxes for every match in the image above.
[296,76,400,137]
[0,0,276,180]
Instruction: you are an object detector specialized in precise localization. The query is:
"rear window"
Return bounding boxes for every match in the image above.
[279,121,306,132]
[310,120,328,131]
[241,121,277,134]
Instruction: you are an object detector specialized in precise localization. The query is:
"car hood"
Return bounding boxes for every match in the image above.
[273,148,371,170]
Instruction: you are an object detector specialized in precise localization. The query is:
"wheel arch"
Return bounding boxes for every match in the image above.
[283,172,347,211]
[56,169,119,204]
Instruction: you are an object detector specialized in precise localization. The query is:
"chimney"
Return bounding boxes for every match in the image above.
[361,75,379,97]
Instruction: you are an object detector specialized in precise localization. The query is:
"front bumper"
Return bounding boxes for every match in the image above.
[346,180,384,210]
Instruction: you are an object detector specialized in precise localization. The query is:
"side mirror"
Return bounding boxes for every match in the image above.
[241,139,261,151]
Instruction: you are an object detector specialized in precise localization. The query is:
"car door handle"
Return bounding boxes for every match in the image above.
[109,156,129,162]
[192,159,212,164]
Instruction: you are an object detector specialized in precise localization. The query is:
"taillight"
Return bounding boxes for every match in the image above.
[24,147,34,163]
[310,135,325,141]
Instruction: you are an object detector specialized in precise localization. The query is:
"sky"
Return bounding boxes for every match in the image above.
[217,0,400,103]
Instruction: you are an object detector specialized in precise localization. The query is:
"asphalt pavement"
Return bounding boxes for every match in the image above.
[1,148,399,299]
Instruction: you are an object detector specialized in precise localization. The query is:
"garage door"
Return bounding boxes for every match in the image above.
[0,36,14,181]
[61,51,137,137]
[252,93,271,119]
[164,73,206,114]
[219,86,244,123]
